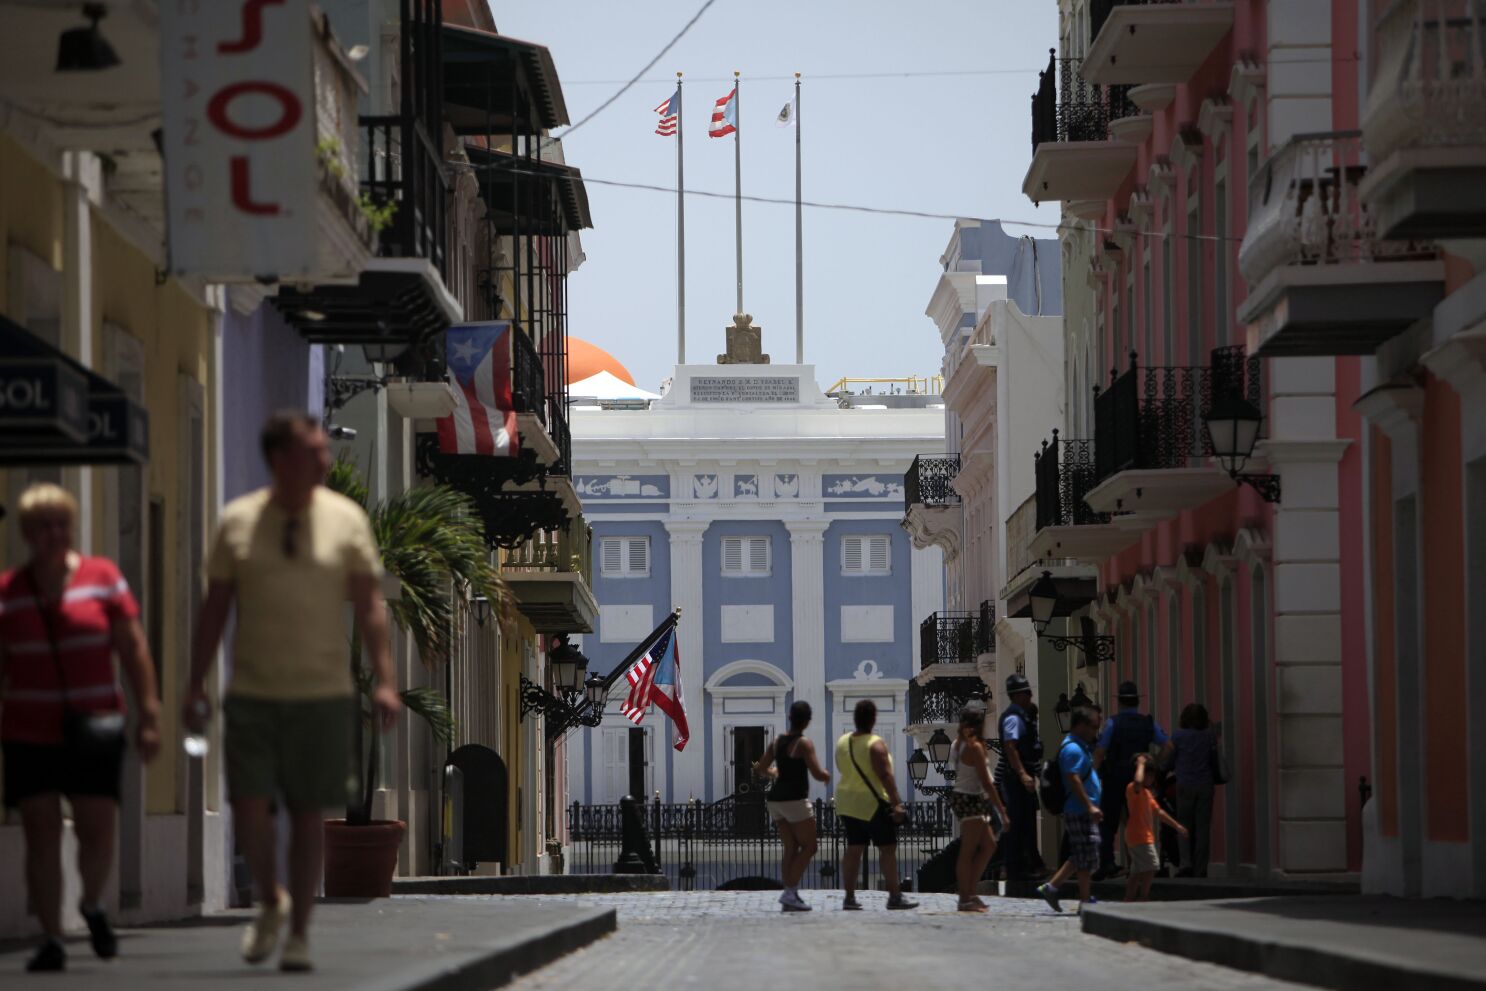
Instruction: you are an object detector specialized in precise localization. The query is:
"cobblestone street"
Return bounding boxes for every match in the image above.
[496,891,1310,990]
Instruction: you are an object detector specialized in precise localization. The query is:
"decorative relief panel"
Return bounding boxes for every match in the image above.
[733,474,759,498]
[575,475,669,498]
[692,474,719,499]
[774,473,799,498]
[824,473,905,499]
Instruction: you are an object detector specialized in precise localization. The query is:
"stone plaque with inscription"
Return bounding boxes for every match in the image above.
[689,376,800,403]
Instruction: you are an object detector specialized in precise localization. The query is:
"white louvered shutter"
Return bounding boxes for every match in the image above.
[601,537,623,575]
[627,537,649,575]
[723,537,743,574]
[749,537,770,575]
[843,536,864,573]
[868,535,890,574]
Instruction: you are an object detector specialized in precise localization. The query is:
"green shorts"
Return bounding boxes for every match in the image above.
[224,695,357,812]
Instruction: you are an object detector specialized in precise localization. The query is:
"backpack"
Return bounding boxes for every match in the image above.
[1039,751,1068,814]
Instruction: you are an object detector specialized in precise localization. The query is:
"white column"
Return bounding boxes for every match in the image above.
[785,520,829,723]
[1265,356,1350,873]
[910,543,945,670]
[1266,0,1333,143]
[665,520,708,800]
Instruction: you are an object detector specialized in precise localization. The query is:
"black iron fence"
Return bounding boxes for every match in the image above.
[904,454,961,508]
[1030,51,1139,150]
[919,602,994,669]
[1093,345,1264,480]
[566,798,954,892]
[510,326,546,420]
[1034,430,1111,530]
[908,676,990,725]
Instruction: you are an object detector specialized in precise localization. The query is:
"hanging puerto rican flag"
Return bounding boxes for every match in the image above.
[436,321,519,456]
[708,87,737,138]
[619,626,690,751]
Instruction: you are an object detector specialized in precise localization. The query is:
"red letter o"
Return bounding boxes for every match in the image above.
[206,81,302,140]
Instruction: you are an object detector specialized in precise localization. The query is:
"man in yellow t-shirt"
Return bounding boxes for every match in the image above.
[834,699,918,911]
[184,411,400,973]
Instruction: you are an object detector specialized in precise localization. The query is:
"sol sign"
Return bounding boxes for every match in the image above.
[160,0,317,281]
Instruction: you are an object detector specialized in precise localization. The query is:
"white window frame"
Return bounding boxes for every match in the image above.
[841,534,892,576]
[599,536,650,578]
[721,535,771,578]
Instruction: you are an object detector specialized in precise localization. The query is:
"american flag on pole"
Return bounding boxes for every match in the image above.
[654,87,679,136]
[619,625,690,751]
[708,87,737,138]
[436,321,519,456]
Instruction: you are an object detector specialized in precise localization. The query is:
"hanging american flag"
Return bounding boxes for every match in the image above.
[654,87,679,136]
[619,626,690,751]
[435,321,519,456]
[708,87,737,138]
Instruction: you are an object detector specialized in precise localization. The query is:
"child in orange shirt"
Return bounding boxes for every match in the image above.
[1124,753,1188,902]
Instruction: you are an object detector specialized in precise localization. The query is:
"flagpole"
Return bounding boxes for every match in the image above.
[677,71,686,365]
[794,72,803,364]
[734,69,743,315]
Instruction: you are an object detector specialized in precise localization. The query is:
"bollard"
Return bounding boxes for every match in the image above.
[441,763,464,875]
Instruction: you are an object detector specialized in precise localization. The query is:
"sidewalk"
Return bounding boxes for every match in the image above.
[1082,895,1486,991]
[0,897,614,990]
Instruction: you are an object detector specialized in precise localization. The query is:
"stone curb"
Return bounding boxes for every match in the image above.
[1080,903,1486,991]
[358,906,616,991]
[392,874,669,896]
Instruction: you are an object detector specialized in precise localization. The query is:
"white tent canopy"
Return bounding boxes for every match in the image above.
[569,369,660,402]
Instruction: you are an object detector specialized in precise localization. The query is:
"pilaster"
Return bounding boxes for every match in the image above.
[665,519,709,800]
[785,519,830,728]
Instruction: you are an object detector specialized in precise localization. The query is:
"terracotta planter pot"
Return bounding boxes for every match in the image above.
[322,819,406,898]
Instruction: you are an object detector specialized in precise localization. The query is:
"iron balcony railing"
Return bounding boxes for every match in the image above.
[361,114,449,280]
[1089,0,1184,44]
[547,398,572,477]
[919,601,995,669]
[904,454,962,508]
[1034,430,1111,530]
[510,326,546,421]
[1239,130,1436,287]
[908,677,990,725]
[503,515,592,581]
[1030,51,1138,150]
[1093,345,1263,480]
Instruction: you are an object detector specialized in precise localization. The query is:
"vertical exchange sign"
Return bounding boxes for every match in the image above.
[160,0,317,282]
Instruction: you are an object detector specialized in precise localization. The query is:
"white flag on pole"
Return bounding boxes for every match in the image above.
[776,96,797,127]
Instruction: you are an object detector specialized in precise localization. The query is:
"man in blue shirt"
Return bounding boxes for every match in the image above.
[1092,681,1172,878]
[1035,706,1103,912]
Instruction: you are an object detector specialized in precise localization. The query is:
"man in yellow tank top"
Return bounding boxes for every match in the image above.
[834,699,918,910]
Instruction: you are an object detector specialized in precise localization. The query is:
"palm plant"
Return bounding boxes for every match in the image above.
[327,457,503,826]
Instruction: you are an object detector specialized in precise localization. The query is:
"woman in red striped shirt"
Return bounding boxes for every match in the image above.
[0,483,160,972]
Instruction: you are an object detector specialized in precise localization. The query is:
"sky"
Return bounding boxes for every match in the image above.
[491,0,1061,392]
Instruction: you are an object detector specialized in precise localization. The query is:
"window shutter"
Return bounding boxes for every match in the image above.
[627,537,649,575]
[843,537,863,573]
[749,537,770,574]
[723,537,743,574]
[602,538,622,575]
[869,536,890,573]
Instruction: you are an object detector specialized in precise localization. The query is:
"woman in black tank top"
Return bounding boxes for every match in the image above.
[753,701,831,911]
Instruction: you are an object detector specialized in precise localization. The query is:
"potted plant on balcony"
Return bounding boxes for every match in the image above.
[322,457,502,896]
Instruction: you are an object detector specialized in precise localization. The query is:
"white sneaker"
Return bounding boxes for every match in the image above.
[780,890,811,912]
[279,934,312,973]
[241,889,291,964]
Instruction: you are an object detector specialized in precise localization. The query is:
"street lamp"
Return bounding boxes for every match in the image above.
[1029,571,1117,663]
[548,635,589,694]
[584,670,607,709]
[907,748,929,789]
[362,339,409,365]
[1203,394,1280,502]
[1054,682,1094,733]
[927,728,952,768]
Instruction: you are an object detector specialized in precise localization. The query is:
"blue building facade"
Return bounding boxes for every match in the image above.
[568,361,944,805]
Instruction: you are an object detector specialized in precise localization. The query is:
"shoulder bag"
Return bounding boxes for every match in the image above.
[848,735,905,823]
[27,567,126,757]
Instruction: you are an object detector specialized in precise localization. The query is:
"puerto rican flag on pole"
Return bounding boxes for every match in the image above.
[619,626,690,751]
[708,87,737,138]
[436,322,519,456]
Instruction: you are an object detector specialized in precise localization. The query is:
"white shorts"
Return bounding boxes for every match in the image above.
[766,799,814,823]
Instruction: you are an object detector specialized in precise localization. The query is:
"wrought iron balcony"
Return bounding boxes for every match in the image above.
[919,602,994,670]
[1362,0,1486,239]
[503,515,597,633]
[361,114,449,280]
[1238,130,1443,356]
[908,677,989,726]
[1030,430,1135,562]
[1024,52,1139,203]
[904,454,961,508]
[1084,0,1234,86]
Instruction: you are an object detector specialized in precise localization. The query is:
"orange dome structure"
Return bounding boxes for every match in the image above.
[567,338,635,386]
